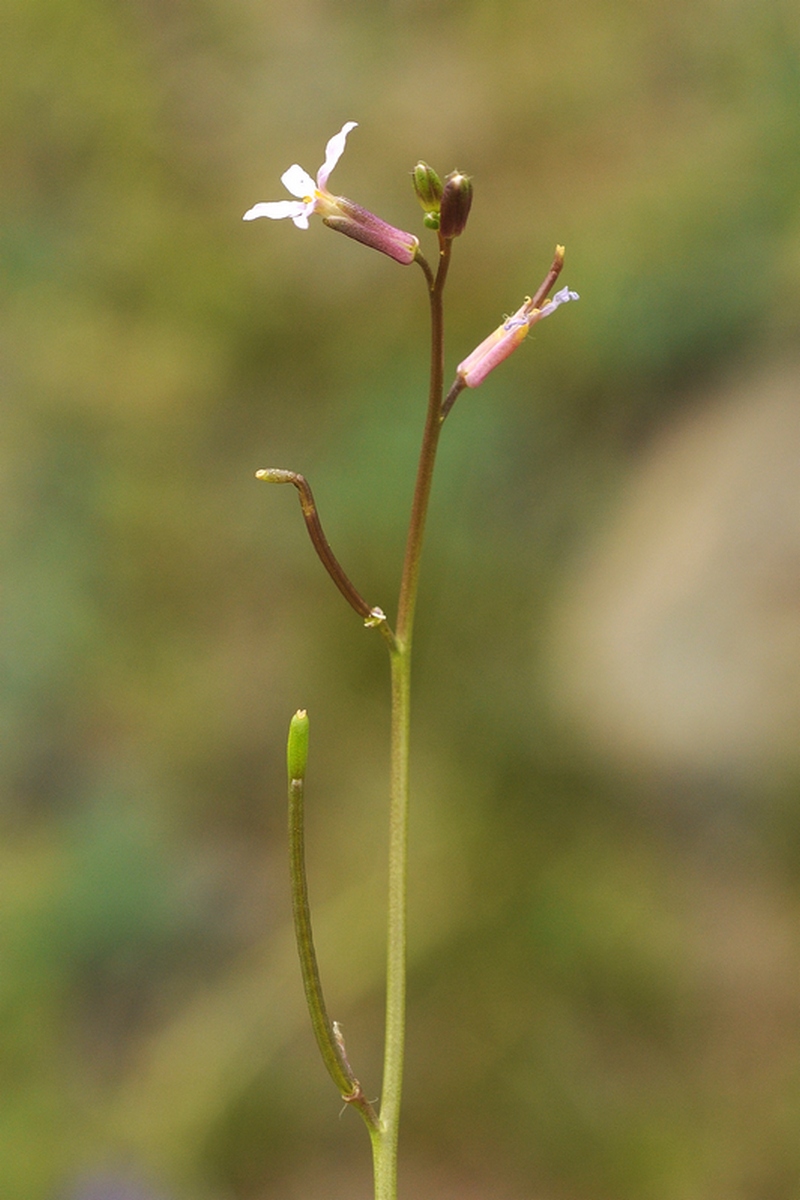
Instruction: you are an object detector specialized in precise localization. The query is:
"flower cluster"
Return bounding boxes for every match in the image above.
[245,123,579,391]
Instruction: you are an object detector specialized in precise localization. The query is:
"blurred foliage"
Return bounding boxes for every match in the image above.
[3,0,800,1198]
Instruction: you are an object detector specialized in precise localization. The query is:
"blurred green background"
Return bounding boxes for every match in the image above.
[3,1,800,1197]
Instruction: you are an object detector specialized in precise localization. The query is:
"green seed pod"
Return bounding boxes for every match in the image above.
[287,709,310,783]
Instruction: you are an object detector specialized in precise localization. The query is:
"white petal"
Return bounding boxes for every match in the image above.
[290,212,311,229]
[243,200,308,221]
[281,164,316,198]
[317,121,357,190]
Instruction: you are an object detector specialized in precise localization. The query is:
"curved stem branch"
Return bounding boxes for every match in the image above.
[257,468,396,648]
[414,249,435,292]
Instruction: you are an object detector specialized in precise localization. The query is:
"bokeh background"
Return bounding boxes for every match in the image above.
[4,1,800,1197]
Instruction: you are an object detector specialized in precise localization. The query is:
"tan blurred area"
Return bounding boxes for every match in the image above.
[551,363,800,780]
[2,1,800,1198]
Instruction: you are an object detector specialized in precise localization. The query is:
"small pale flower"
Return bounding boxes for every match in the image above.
[244,122,419,265]
[457,285,579,389]
[244,121,357,229]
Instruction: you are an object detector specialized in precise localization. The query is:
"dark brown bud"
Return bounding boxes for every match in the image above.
[438,171,473,239]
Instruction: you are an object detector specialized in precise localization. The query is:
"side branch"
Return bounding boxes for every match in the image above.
[439,377,466,422]
[414,249,435,292]
[257,468,396,646]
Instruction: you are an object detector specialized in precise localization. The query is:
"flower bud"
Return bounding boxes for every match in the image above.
[287,709,310,783]
[412,162,443,229]
[322,198,419,264]
[439,171,473,239]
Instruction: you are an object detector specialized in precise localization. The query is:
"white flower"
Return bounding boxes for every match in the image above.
[243,121,358,228]
[243,121,419,264]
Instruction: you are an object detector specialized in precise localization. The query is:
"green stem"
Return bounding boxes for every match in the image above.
[287,725,380,1133]
[371,239,453,1200]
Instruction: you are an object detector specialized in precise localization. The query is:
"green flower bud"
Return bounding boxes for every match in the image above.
[287,709,310,783]
[411,162,443,216]
[439,170,473,239]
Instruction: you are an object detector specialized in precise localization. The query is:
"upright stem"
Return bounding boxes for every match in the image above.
[396,243,450,645]
[373,646,410,1200]
[372,240,452,1200]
